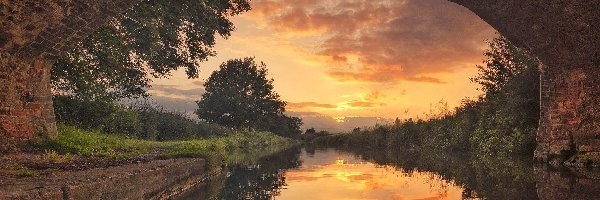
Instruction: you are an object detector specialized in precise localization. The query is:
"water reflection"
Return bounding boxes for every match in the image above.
[176,146,600,200]
[277,149,465,200]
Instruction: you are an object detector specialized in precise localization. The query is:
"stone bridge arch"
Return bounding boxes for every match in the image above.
[1,0,599,163]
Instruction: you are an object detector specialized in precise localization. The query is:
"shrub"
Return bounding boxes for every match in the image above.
[103,108,142,137]
[53,96,232,140]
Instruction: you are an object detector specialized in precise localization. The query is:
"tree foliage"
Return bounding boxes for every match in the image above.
[53,95,232,140]
[51,0,251,101]
[196,57,302,137]
[471,37,540,95]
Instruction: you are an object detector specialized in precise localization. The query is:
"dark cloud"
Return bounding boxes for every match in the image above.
[148,84,205,99]
[252,0,496,83]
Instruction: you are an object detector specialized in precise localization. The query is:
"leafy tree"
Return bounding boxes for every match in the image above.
[196,57,302,137]
[51,0,251,101]
[471,37,540,95]
[470,37,540,154]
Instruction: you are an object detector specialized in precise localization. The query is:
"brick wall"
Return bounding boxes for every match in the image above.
[0,0,141,151]
[535,65,600,164]
[0,54,55,151]
[451,0,600,163]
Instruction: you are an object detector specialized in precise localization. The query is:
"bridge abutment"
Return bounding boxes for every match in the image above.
[452,0,600,165]
[0,54,56,151]
[0,0,141,151]
[536,65,600,166]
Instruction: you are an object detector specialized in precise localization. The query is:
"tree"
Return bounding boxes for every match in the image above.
[470,37,540,96]
[196,57,302,137]
[51,0,251,101]
[470,36,540,154]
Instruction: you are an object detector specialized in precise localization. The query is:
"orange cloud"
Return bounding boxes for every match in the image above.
[337,91,388,109]
[287,90,389,111]
[249,0,496,83]
[287,102,337,109]
[341,100,386,108]
[347,174,374,181]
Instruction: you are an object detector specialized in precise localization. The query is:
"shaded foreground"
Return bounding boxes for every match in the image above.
[0,125,297,199]
[0,158,207,199]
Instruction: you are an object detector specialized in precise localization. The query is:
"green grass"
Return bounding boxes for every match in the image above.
[38,125,297,169]
[0,163,36,177]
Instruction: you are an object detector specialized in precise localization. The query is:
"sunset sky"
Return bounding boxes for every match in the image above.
[149,0,497,128]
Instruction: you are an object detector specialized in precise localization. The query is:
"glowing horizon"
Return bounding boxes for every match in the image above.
[149,0,497,121]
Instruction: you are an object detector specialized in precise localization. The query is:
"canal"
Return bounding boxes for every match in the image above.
[175,146,600,200]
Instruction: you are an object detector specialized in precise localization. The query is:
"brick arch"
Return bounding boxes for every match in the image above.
[452,0,600,164]
[0,0,142,148]
[1,0,599,163]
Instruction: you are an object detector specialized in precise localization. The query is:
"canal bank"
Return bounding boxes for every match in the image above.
[0,125,298,199]
[0,158,211,199]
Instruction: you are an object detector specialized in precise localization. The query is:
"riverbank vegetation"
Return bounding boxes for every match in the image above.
[45,125,295,165]
[53,96,233,140]
[0,125,296,178]
[315,37,540,156]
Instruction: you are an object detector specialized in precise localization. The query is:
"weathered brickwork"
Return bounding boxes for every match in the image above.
[0,53,55,151]
[535,66,600,165]
[452,0,600,164]
[0,0,141,151]
[0,0,599,162]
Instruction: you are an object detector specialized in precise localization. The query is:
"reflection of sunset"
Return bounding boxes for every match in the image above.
[277,149,464,200]
[335,159,347,165]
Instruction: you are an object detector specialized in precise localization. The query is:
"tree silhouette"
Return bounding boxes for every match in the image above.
[196,57,302,137]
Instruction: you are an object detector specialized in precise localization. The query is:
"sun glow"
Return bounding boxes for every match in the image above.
[151,0,496,122]
[333,117,345,123]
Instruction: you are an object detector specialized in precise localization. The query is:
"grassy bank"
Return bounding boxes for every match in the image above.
[33,125,297,169]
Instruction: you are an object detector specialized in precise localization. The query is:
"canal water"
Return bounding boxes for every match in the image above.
[176,146,600,200]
